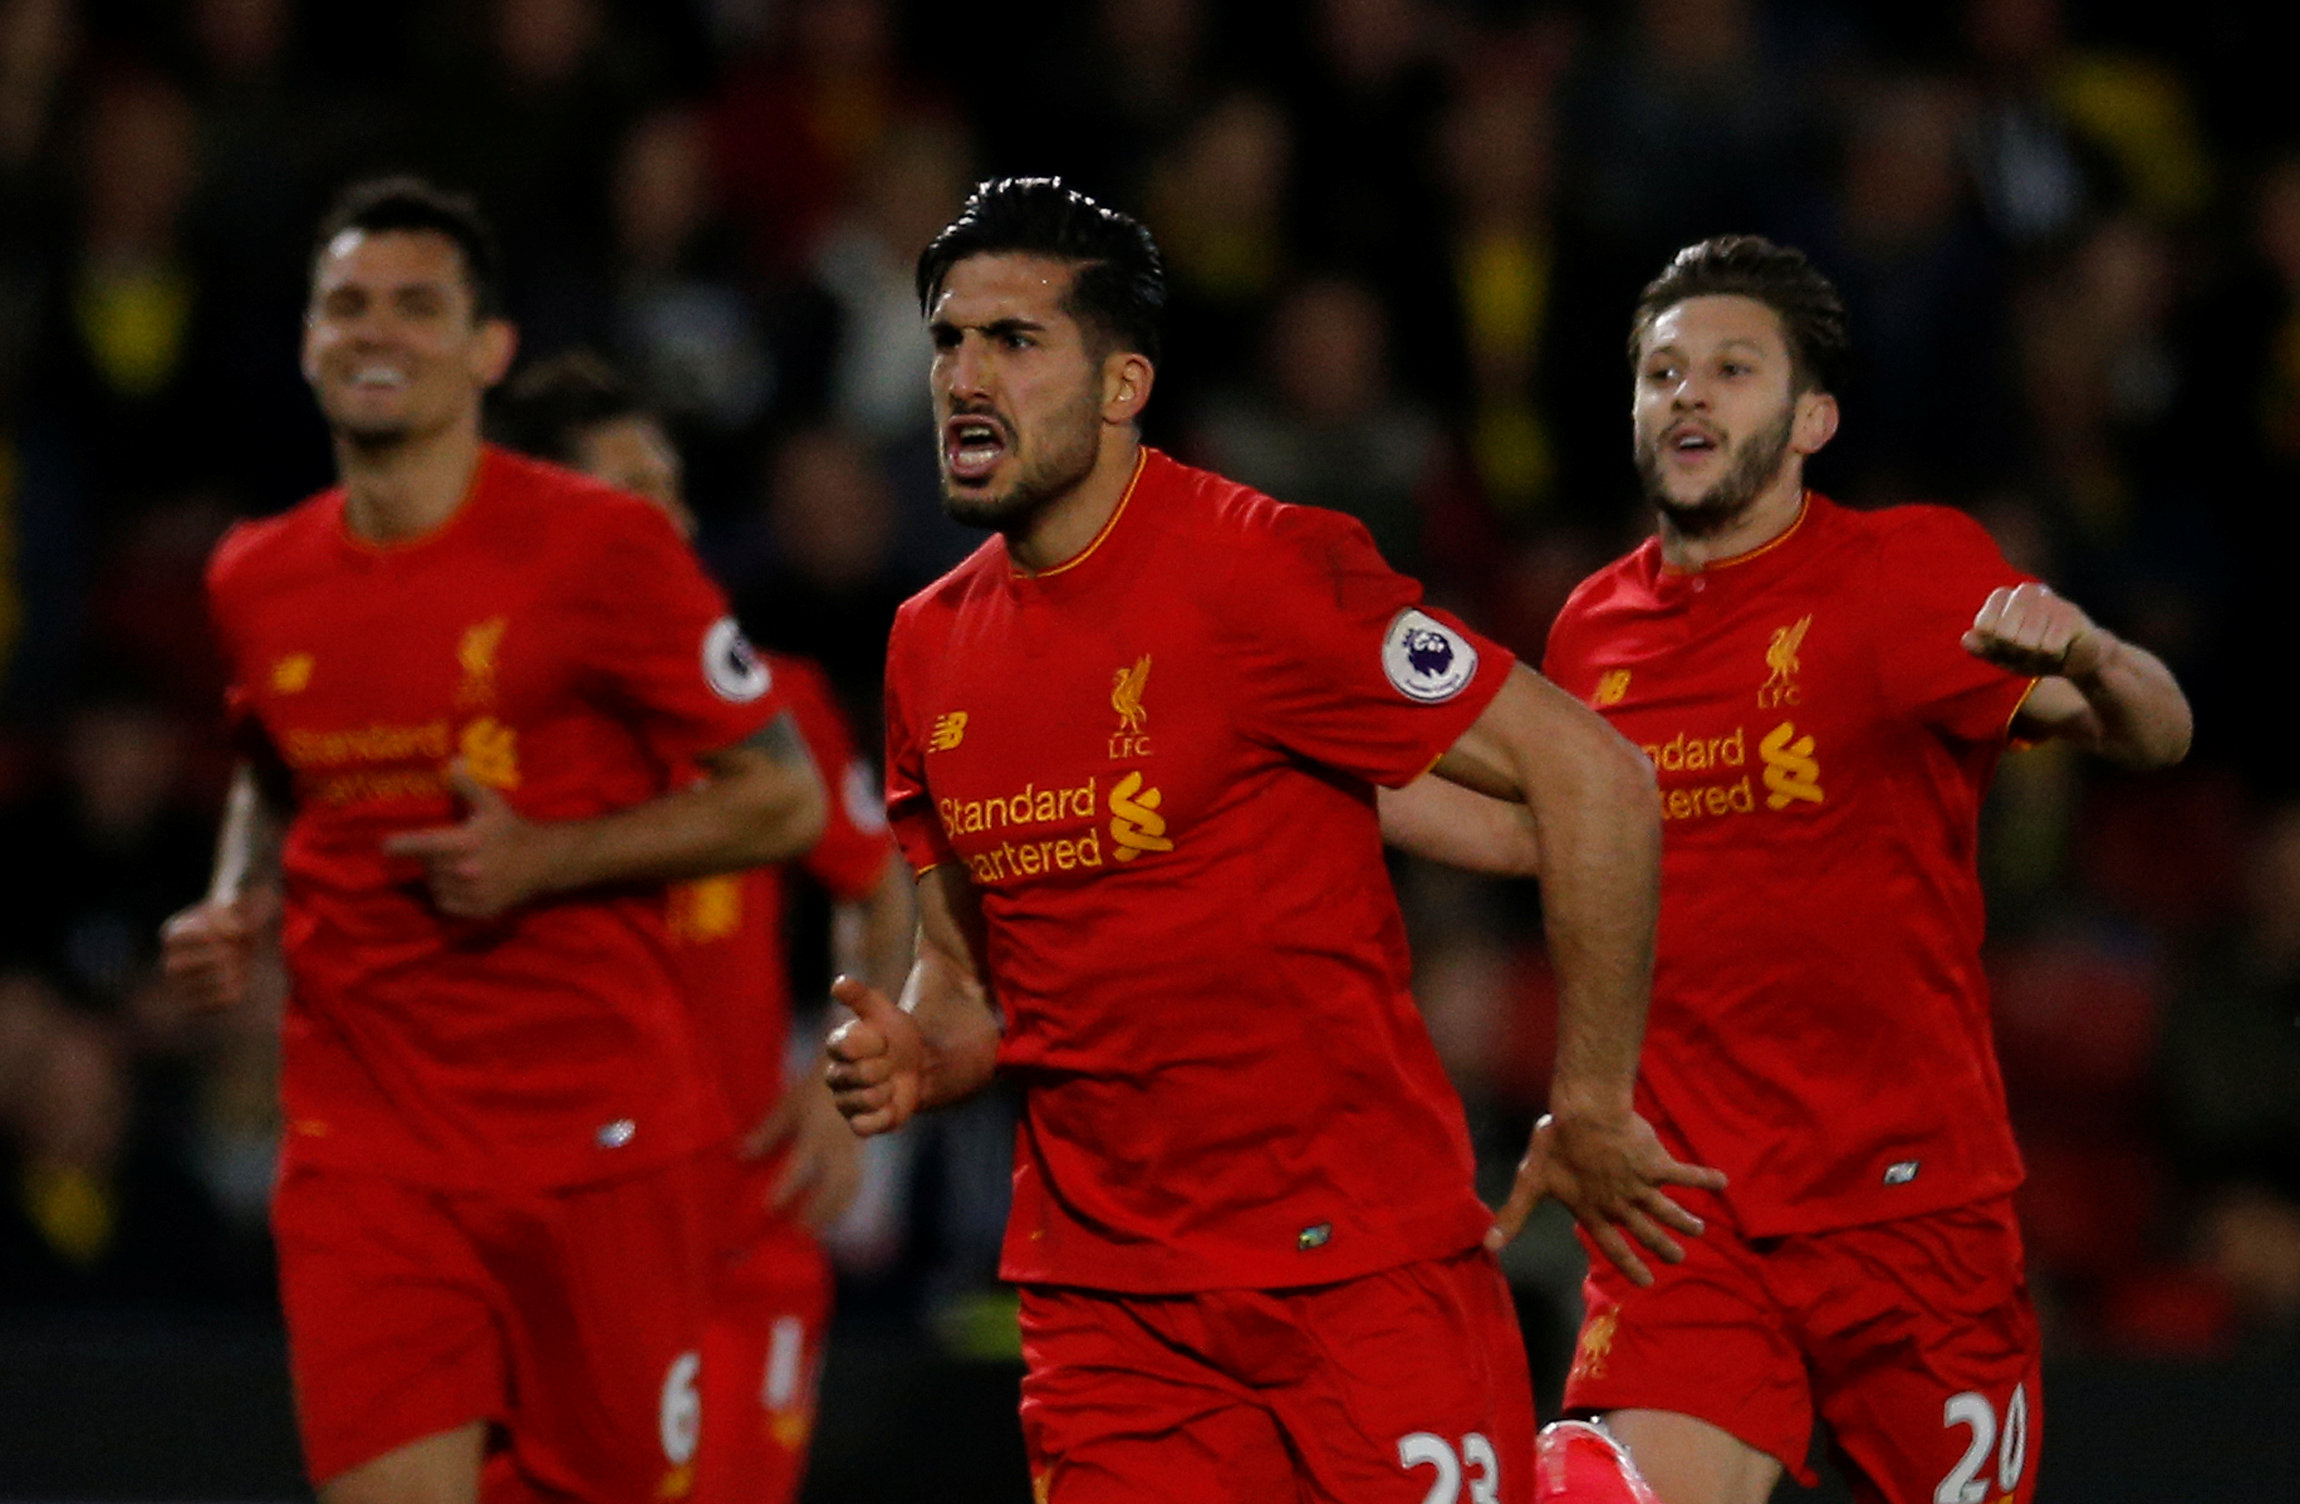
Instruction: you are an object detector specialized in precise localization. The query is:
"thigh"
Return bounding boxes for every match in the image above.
[1259,1249,1538,1504]
[1017,1285,1303,1504]
[1562,1191,1817,1486]
[271,1164,505,1491]
[480,1152,719,1504]
[698,1199,835,1504]
[1794,1199,2042,1504]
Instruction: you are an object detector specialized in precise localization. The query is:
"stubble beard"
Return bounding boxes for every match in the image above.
[940,389,1103,534]
[1637,403,1796,540]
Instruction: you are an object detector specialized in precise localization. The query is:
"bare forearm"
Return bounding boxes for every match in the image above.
[1378,775,1543,876]
[904,944,1000,1111]
[1526,729,1660,1120]
[535,734,826,894]
[834,856,917,998]
[2065,633,2192,769]
[1430,668,1660,1118]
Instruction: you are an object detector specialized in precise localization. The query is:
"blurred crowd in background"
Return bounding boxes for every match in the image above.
[1,0,2297,1389]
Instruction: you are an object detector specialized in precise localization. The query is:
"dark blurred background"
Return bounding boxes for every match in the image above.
[2,0,2297,1500]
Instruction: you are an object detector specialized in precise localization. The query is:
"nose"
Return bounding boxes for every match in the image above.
[941,333,993,405]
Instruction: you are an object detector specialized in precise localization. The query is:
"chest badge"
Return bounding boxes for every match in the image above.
[1594,669,1631,707]
[1109,654,1153,759]
[1758,614,1811,708]
[271,653,315,695]
[929,710,968,752]
[457,616,507,707]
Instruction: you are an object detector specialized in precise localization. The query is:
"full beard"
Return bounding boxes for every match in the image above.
[1636,404,1795,539]
[940,391,1102,534]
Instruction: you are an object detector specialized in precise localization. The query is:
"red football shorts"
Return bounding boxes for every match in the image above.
[1563,1191,2042,1504]
[270,1152,718,1503]
[696,1156,834,1504]
[1019,1246,1537,1504]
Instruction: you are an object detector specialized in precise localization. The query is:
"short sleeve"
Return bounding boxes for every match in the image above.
[778,657,896,900]
[1225,505,1515,787]
[1869,507,2037,743]
[570,499,784,763]
[883,607,959,876]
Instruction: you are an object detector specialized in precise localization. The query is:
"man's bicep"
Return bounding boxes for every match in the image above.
[1428,664,1606,801]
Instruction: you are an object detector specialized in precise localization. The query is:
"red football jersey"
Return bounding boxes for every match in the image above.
[884,448,1513,1292]
[667,653,895,1128]
[206,447,782,1189]
[1543,493,2035,1235]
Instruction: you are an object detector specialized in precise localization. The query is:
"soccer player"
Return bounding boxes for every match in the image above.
[1540,236,2192,1504]
[158,178,828,1504]
[825,175,1724,1504]
[493,350,913,1504]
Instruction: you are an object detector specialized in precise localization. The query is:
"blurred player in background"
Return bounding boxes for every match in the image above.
[825,176,1722,1503]
[494,350,913,1504]
[160,178,827,1504]
[1540,236,2193,1504]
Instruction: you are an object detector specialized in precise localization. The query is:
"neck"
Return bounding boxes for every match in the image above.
[337,414,486,544]
[1007,428,1144,573]
[1657,467,1807,571]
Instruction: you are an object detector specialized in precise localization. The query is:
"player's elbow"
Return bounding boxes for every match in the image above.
[2120,708,2193,772]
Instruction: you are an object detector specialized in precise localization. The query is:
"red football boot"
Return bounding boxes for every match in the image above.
[1535,1420,1663,1504]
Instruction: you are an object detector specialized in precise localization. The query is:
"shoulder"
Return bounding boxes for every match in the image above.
[1147,449,1343,557]
[1832,496,2007,570]
[484,446,680,551]
[206,490,340,597]
[892,536,1005,636]
[1552,542,1657,633]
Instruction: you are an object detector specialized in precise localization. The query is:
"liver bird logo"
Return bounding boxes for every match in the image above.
[457,616,507,706]
[1111,654,1151,733]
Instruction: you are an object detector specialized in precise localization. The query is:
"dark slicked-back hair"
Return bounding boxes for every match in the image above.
[1630,235,1850,396]
[313,175,505,321]
[916,177,1165,363]
[491,350,642,464]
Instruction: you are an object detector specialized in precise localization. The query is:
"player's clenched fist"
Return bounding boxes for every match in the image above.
[1962,582,2108,679]
[159,891,275,1011]
[824,974,926,1136]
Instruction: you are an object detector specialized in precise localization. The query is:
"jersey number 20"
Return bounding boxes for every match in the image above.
[1937,1382,2029,1504]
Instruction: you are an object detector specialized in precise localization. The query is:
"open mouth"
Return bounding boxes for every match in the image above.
[348,364,410,392]
[1664,424,1721,460]
[944,414,1009,483]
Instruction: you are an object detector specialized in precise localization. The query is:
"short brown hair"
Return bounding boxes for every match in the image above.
[1629,235,1850,395]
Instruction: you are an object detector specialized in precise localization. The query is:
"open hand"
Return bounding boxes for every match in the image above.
[824,974,927,1136]
[382,762,558,918]
[1486,1110,1727,1286]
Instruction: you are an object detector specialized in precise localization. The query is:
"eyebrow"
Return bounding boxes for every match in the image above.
[929,315,1050,339]
[1644,336,1770,360]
